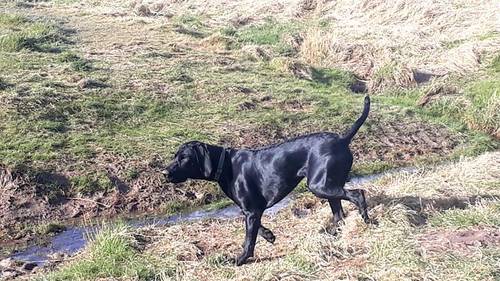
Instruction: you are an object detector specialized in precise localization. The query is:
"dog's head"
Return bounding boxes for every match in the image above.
[163,141,212,184]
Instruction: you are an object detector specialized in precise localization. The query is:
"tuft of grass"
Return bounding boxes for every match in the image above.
[171,14,207,38]
[71,173,113,195]
[488,53,500,73]
[0,13,63,52]
[442,39,466,49]
[59,51,92,71]
[310,67,355,88]
[220,26,237,37]
[283,253,318,275]
[58,51,81,62]
[125,168,140,180]
[162,200,191,216]
[205,253,232,268]
[462,79,500,136]
[204,198,233,212]
[234,18,302,53]
[0,13,27,26]
[365,204,425,280]
[44,224,173,280]
[35,222,66,235]
[175,14,204,29]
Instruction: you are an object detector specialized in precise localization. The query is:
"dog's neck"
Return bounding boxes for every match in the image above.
[213,147,226,181]
[204,144,230,183]
[200,143,235,200]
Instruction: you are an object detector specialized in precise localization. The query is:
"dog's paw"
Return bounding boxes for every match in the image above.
[235,255,248,266]
[365,218,379,226]
[260,229,276,244]
[321,224,341,236]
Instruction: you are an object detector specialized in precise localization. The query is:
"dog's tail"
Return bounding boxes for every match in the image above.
[340,95,370,143]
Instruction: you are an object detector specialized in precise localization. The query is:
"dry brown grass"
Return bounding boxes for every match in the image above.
[128,151,500,280]
[127,0,499,91]
[298,0,500,90]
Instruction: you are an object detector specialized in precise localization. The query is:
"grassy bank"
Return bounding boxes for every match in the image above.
[43,151,500,280]
[0,0,498,244]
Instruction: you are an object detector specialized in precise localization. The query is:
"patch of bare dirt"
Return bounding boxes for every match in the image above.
[418,228,500,254]
[291,196,321,218]
[352,117,460,163]
[220,115,461,165]
[0,155,223,253]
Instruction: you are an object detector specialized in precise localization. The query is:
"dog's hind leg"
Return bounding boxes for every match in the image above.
[310,186,371,224]
[329,198,345,225]
[258,226,276,243]
[241,225,274,248]
[327,199,345,234]
[343,189,371,224]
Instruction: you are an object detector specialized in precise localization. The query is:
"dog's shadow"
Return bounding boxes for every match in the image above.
[222,254,287,266]
[368,194,498,225]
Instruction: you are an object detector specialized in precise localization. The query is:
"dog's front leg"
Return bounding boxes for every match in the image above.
[236,211,262,266]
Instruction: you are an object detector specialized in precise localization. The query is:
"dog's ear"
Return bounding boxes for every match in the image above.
[195,143,213,178]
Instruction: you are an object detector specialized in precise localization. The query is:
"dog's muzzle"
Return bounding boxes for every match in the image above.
[161,169,172,182]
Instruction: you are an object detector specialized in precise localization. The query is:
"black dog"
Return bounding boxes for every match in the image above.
[164,96,371,265]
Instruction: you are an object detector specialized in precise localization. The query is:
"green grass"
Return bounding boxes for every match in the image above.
[0,13,63,52]
[310,67,355,88]
[428,249,500,281]
[489,53,500,73]
[204,198,233,211]
[71,173,113,195]
[231,18,302,54]
[352,160,394,176]
[162,200,191,216]
[283,253,318,275]
[35,222,66,235]
[59,51,93,71]
[44,224,173,280]
[237,19,293,45]
[442,39,466,49]
[462,79,500,134]
[372,62,398,81]
[171,14,207,38]
[429,201,500,229]
[205,253,232,268]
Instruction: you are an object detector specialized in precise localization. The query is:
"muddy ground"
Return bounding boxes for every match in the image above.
[0,119,461,252]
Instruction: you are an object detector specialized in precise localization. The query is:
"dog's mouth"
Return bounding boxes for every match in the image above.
[167,177,186,184]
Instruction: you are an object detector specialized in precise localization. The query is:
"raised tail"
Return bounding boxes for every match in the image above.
[341,95,370,143]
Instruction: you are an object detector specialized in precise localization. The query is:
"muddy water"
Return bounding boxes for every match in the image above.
[9,169,413,265]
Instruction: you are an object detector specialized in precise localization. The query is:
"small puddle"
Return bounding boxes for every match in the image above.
[9,168,415,265]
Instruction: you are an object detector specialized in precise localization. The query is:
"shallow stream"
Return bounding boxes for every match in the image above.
[9,168,413,265]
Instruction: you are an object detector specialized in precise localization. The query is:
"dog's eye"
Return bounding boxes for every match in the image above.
[177,155,189,165]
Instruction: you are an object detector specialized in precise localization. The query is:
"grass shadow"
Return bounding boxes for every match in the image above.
[173,25,206,39]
